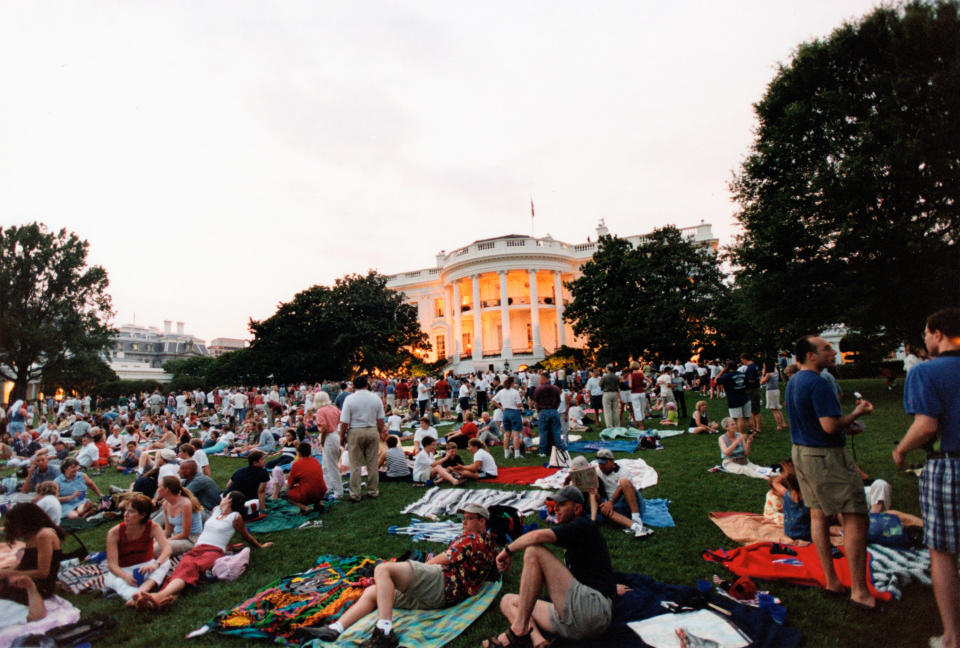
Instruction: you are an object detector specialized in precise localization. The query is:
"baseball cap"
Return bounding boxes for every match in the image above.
[596,448,615,461]
[550,485,585,505]
[457,503,490,519]
[569,456,592,472]
[160,449,177,462]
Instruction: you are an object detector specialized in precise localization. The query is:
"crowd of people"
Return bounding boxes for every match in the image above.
[0,306,955,647]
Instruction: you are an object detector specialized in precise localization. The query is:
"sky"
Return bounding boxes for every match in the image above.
[0,0,886,342]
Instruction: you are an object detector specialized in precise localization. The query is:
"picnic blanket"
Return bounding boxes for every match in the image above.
[867,544,931,599]
[567,440,638,454]
[247,498,327,534]
[709,464,780,479]
[0,596,81,648]
[599,427,685,440]
[59,555,184,595]
[709,512,812,547]
[479,466,558,485]
[325,579,501,648]
[389,520,463,544]
[531,458,659,491]
[702,542,893,601]
[565,572,801,648]
[60,510,122,532]
[401,487,552,518]
[203,555,380,642]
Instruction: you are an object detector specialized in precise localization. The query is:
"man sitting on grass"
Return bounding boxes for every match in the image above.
[485,486,618,647]
[302,503,498,647]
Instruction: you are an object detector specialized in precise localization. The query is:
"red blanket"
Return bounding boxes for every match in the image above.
[703,541,892,601]
[480,466,558,485]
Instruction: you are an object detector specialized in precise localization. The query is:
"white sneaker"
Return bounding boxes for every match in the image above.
[630,523,653,538]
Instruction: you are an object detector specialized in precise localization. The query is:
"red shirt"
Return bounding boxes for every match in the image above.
[459,422,478,439]
[396,381,410,399]
[435,380,451,399]
[287,457,327,500]
[96,441,111,467]
[118,520,155,567]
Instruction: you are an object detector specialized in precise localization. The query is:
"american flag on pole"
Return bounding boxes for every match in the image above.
[530,196,535,218]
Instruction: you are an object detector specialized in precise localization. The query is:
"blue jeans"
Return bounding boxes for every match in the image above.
[538,408,565,454]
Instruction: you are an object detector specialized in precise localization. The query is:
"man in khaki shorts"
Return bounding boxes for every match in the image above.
[338,374,386,501]
[485,485,617,647]
[304,503,498,648]
[785,335,876,611]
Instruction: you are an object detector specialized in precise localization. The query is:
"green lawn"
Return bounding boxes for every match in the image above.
[48,379,939,647]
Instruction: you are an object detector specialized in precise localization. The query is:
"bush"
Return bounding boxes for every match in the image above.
[93,379,164,405]
[833,360,903,380]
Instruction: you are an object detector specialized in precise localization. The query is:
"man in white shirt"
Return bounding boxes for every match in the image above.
[75,434,100,468]
[585,370,603,428]
[339,375,387,501]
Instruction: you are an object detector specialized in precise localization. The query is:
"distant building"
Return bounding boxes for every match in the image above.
[106,321,209,381]
[209,338,247,357]
[386,221,719,372]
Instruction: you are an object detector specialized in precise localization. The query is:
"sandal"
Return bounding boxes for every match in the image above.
[482,628,533,648]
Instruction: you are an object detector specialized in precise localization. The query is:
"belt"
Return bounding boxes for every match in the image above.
[928,451,960,460]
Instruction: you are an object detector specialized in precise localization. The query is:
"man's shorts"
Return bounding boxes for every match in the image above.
[589,395,602,413]
[727,402,752,419]
[394,561,445,610]
[748,388,762,413]
[548,578,612,639]
[920,458,960,553]
[792,445,867,516]
[439,398,453,410]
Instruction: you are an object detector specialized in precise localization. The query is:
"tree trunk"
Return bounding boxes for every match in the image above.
[11,374,30,402]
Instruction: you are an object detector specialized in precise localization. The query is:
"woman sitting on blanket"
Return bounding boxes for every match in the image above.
[158,476,203,556]
[453,439,499,481]
[135,491,273,610]
[55,458,104,518]
[718,417,766,479]
[688,400,719,434]
[104,493,173,605]
[0,503,64,622]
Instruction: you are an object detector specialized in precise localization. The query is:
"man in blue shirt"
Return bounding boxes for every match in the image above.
[785,335,875,610]
[894,308,960,648]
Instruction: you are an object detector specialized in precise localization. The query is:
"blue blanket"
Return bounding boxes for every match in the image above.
[564,572,802,648]
[642,498,675,528]
[567,440,638,453]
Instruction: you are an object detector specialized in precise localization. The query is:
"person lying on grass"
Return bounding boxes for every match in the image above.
[412,437,463,486]
[135,491,273,610]
[104,493,172,605]
[452,439,499,481]
[300,503,498,647]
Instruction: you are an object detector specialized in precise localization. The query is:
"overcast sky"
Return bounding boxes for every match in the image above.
[0,0,884,342]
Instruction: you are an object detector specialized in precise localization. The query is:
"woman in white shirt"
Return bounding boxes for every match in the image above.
[33,481,62,526]
[456,439,499,480]
[413,418,439,453]
[492,377,524,459]
[136,490,273,610]
[412,437,462,486]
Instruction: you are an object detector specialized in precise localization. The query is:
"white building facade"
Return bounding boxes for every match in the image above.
[386,222,718,373]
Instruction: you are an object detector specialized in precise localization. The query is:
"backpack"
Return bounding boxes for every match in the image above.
[487,505,523,546]
[547,446,570,468]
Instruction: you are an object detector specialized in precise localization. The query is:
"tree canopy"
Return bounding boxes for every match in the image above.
[729,0,960,349]
[0,223,115,400]
[246,270,427,382]
[563,228,726,363]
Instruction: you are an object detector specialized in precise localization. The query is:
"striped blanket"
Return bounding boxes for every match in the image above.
[868,543,931,599]
[58,556,183,595]
[401,487,552,518]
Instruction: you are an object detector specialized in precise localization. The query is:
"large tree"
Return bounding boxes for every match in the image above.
[729,0,960,349]
[564,228,726,363]
[247,270,427,382]
[0,223,115,400]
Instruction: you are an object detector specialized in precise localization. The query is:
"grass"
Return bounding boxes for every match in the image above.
[33,379,939,646]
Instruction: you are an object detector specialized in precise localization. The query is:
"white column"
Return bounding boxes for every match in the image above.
[528,269,542,354]
[499,270,512,357]
[452,282,462,361]
[472,274,482,361]
[554,271,565,348]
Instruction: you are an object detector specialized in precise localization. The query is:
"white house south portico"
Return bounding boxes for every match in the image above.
[385,222,718,373]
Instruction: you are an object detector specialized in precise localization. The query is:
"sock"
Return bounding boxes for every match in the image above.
[632,513,642,523]
[376,619,393,634]
[329,621,344,634]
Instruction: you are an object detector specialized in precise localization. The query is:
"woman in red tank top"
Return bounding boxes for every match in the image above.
[104,493,172,604]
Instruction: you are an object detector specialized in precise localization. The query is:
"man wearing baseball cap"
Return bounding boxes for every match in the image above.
[485,485,616,647]
[304,503,498,648]
[594,448,650,538]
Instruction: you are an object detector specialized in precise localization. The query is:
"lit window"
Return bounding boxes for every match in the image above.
[463,332,472,353]
[435,298,444,318]
[436,335,446,358]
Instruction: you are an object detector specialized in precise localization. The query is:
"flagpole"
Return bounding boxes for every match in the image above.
[530,196,535,237]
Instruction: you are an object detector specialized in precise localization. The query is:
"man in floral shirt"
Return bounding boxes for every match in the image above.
[304,503,498,648]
